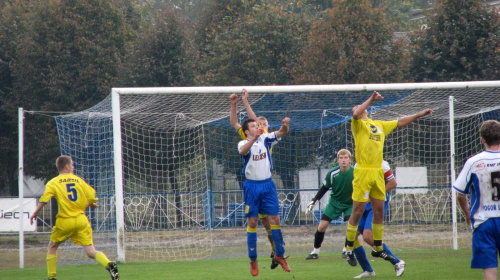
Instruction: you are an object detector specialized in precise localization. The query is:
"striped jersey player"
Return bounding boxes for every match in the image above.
[238,117,290,276]
[453,120,500,280]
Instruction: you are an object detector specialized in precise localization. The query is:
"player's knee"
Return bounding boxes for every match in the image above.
[363,234,374,246]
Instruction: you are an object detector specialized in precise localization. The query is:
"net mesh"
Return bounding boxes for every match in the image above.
[50,85,500,263]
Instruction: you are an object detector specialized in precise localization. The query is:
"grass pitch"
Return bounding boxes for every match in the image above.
[1,249,481,280]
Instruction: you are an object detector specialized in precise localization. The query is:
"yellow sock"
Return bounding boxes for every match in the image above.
[247,225,258,233]
[46,253,57,278]
[95,251,111,268]
[353,239,362,249]
[346,223,357,251]
[266,229,276,252]
[372,223,384,251]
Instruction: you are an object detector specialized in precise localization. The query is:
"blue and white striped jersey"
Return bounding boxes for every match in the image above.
[238,132,280,181]
[453,150,500,229]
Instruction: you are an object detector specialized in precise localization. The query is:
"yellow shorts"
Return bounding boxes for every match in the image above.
[50,214,93,246]
[258,213,268,219]
[352,166,385,202]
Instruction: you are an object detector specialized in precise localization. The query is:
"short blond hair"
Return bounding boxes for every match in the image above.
[56,156,72,172]
[337,149,352,159]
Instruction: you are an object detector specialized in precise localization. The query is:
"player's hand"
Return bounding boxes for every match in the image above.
[282,117,290,127]
[372,91,384,101]
[255,127,263,138]
[306,200,315,213]
[420,108,433,117]
[30,214,37,225]
[242,88,248,102]
[229,93,238,105]
[89,203,98,209]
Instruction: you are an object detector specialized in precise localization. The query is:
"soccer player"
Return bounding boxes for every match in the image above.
[353,160,405,278]
[30,156,119,280]
[453,120,500,280]
[238,117,291,276]
[344,91,432,266]
[230,89,279,270]
[305,149,354,265]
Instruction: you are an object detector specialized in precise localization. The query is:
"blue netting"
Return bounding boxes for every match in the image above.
[207,91,415,131]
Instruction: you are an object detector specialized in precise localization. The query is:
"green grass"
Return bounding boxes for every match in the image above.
[1,249,482,280]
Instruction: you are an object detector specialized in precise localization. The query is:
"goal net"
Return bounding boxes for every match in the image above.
[48,81,500,264]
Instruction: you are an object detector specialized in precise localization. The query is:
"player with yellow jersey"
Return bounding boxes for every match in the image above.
[343,91,433,266]
[31,156,119,280]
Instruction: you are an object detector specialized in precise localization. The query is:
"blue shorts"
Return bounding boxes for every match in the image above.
[243,178,279,218]
[357,202,388,232]
[471,218,500,269]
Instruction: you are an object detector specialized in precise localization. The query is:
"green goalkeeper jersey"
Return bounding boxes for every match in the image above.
[323,165,354,205]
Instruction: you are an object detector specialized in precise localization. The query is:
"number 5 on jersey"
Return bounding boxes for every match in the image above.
[66,183,78,201]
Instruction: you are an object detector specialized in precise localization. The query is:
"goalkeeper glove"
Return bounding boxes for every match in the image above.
[306,199,317,213]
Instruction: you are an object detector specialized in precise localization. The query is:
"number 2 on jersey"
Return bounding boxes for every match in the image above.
[66,183,78,201]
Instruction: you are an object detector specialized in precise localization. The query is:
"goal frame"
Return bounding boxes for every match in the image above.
[16,80,500,267]
[110,80,499,261]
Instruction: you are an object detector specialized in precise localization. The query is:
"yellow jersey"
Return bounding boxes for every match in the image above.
[351,117,397,168]
[40,173,99,218]
[237,127,247,140]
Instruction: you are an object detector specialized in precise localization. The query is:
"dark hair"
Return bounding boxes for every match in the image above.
[241,118,256,137]
[56,155,72,172]
[480,120,500,146]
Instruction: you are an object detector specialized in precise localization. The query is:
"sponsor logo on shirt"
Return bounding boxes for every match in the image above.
[252,149,267,161]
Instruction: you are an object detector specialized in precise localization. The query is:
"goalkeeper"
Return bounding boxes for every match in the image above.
[305,149,354,264]
[230,89,280,270]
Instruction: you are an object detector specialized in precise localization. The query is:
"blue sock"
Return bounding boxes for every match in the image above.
[353,246,373,272]
[271,228,285,257]
[383,243,400,264]
[247,231,257,261]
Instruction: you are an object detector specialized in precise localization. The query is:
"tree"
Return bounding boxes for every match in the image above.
[0,0,133,185]
[195,0,314,86]
[119,7,194,87]
[409,0,500,82]
[0,59,16,195]
[292,0,409,84]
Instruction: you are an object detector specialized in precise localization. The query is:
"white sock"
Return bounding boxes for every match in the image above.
[342,246,347,252]
[312,247,320,254]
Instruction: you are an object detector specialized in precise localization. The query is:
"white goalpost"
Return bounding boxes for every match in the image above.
[18,80,500,266]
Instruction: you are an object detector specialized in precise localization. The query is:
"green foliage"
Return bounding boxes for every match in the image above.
[119,7,194,87]
[409,0,500,81]
[371,0,422,31]
[196,0,314,85]
[0,0,133,180]
[293,0,409,84]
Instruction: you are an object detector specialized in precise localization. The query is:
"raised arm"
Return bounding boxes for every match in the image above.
[352,91,384,120]
[242,89,258,120]
[397,108,433,128]
[275,117,290,138]
[229,93,241,131]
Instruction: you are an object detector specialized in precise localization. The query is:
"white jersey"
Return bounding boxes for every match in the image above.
[238,132,280,181]
[453,150,500,229]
